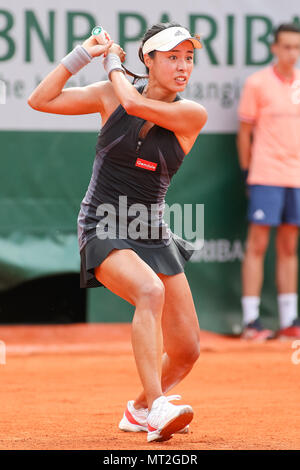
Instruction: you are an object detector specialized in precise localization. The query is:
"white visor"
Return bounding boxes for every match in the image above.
[142,26,202,55]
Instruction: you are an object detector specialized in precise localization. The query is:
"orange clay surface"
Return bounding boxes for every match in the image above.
[0,323,299,450]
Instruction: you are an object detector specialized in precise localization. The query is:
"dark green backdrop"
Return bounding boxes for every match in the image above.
[0,130,288,332]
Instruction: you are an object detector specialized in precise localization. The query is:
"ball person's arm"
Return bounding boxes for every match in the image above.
[236,121,254,170]
[27,37,115,115]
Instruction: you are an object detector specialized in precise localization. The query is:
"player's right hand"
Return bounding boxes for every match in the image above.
[82,36,114,58]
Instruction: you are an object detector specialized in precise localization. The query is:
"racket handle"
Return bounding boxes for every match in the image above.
[92,26,148,82]
[92,26,111,45]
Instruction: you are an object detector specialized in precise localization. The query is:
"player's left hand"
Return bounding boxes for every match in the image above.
[107,43,126,62]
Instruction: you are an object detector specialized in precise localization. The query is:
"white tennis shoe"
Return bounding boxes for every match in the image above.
[119,400,148,432]
[119,395,190,435]
[147,395,193,442]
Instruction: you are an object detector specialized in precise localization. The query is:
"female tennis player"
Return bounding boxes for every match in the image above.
[28,22,207,443]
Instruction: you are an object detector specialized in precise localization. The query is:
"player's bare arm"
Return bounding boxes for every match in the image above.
[27,37,121,116]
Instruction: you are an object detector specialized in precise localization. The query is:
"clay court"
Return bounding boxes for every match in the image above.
[0,324,299,450]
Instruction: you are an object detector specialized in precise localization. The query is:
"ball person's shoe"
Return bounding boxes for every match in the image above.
[241,318,274,341]
[277,319,300,340]
[119,400,148,432]
[147,395,193,443]
[119,397,190,434]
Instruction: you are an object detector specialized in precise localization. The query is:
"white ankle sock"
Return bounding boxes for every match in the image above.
[278,293,297,329]
[241,296,260,326]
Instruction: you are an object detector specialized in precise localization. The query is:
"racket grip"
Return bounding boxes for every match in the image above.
[91,26,111,45]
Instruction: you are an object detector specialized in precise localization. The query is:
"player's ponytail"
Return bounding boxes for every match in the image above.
[122,65,148,84]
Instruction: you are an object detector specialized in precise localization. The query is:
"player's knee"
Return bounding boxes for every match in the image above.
[170,336,200,366]
[191,337,201,362]
[185,340,200,365]
[136,279,165,312]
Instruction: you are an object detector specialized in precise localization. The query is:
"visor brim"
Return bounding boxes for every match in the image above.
[155,37,202,52]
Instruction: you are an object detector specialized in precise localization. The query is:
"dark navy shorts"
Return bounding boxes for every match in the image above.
[248,185,300,226]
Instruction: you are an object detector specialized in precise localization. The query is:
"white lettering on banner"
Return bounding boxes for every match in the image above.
[0,80,6,104]
[183,78,242,109]
[1,1,300,131]
[1,8,297,66]
[191,239,245,262]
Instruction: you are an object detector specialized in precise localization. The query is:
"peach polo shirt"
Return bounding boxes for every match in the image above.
[238,65,300,187]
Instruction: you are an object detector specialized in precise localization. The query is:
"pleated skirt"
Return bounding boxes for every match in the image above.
[80,233,195,288]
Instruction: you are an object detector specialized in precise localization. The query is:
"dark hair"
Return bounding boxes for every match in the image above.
[274,23,300,43]
[138,22,185,72]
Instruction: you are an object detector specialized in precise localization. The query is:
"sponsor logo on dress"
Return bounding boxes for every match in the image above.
[135,158,157,171]
[253,209,265,220]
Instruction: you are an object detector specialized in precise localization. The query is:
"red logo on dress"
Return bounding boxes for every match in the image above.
[135,158,157,171]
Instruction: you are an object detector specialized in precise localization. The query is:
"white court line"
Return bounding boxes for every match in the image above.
[5,342,132,356]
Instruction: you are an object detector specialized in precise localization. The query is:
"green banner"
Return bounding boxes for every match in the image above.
[0,130,288,333]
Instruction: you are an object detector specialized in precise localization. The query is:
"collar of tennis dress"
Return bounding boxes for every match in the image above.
[142,27,202,55]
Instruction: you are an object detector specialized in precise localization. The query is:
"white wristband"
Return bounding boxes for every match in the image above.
[103,53,125,80]
[61,45,92,75]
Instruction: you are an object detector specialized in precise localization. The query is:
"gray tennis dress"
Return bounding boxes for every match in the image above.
[78,85,196,288]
